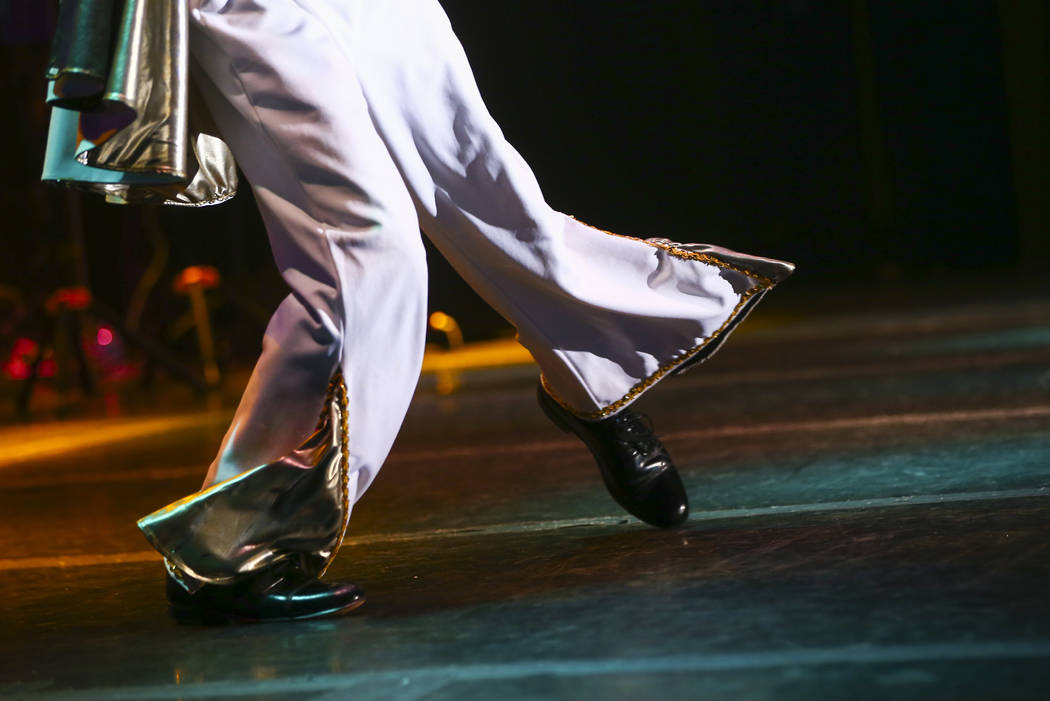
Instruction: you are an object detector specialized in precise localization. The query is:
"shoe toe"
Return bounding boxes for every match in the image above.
[637,470,689,528]
[270,577,365,616]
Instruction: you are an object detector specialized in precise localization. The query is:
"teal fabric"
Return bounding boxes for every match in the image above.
[41,82,182,187]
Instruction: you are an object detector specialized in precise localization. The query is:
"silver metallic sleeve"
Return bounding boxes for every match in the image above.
[43,0,238,207]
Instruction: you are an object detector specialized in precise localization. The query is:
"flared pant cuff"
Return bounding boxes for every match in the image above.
[539,235,795,421]
[137,374,352,593]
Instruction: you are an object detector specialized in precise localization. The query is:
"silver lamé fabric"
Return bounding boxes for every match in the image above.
[42,0,237,206]
[139,376,350,593]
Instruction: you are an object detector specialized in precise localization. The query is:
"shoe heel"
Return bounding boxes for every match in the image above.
[537,385,574,434]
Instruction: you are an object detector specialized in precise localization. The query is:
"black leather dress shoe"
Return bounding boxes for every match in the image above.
[537,384,688,528]
[166,559,365,624]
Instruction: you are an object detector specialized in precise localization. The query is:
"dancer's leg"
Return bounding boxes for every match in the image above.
[188,0,428,494]
[306,0,792,419]
[138,0,428,590]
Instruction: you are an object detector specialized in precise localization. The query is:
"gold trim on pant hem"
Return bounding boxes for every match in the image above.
[539,285,763,421]
[543,222,782,420]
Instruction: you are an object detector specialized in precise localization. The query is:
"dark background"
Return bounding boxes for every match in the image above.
[1,0,1047,361]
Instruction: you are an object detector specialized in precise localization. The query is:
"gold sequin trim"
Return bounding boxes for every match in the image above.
[318,371,350,577]
[540,286,761,420]
[569,216,776,287]
[165,557,191,589]
[646,242,776,288]
[546,218,777,420]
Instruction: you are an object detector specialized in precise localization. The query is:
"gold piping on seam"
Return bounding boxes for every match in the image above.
[318,371,350,577]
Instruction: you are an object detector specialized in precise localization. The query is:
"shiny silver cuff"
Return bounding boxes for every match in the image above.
[138,374,350,593]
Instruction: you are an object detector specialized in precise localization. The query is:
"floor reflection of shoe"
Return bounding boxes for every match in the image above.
[165,559,365,624]
[537,384,688,528]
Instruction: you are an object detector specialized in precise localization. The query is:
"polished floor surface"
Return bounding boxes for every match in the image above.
[2,283,1049,700]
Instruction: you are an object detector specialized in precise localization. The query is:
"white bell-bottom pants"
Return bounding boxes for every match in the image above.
[187,0,786,515]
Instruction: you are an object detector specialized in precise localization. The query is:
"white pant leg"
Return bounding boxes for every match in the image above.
[139,0,791,586]
[303,0,786,419]
[188,0,428,501]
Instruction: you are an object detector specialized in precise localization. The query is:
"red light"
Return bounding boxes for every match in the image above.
[5,338,39,379]
[97,327,114,346]
[46,287,92,312]
[4,358,29,380]
[12,337,37,355]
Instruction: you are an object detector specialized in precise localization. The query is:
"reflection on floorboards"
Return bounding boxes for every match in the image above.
[2,295,1049,700]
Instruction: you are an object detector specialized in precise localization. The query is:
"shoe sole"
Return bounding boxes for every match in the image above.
[169,594,366,625]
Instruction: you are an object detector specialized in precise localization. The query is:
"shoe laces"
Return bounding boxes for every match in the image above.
[609,410,662,454]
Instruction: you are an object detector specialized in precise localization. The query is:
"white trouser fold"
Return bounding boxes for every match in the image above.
[139,0,794,591]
